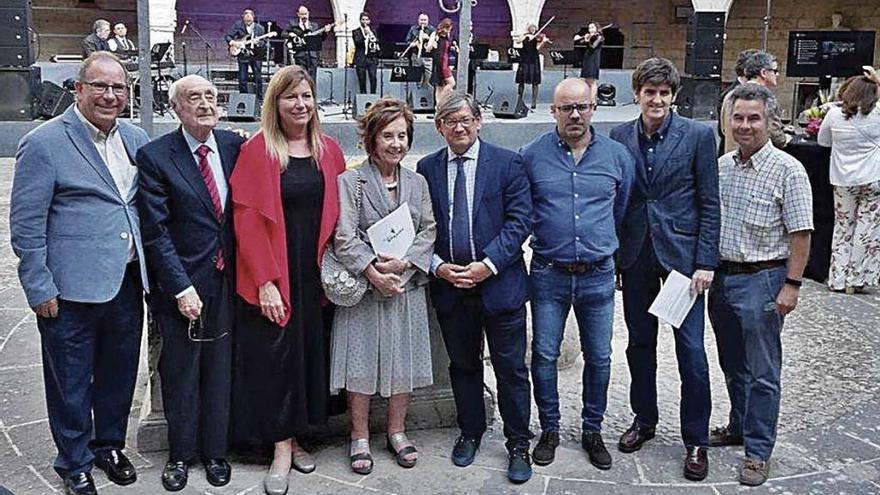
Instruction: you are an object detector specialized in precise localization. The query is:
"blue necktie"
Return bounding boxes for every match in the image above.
[451,156,472,263]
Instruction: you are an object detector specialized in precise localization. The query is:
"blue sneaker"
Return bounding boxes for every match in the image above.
[507,447,532,484]
[451,436,480,467]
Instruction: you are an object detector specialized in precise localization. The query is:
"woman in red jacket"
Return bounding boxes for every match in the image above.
[229,65,345,495]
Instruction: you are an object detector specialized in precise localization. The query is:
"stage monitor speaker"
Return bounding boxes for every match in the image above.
[0,3,33,66]
[0,65,40,120]
[675,76,721,120]
[353,93,380,118]
[37,81,74,119]
[406,86,434,113]
[685,12,724,77]
[491,92,528,119]
[226,92,258,121]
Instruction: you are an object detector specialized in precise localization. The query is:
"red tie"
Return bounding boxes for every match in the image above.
[196,144,225,271]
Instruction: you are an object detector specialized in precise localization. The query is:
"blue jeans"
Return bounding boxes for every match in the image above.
[530,255,615,433]
[708,265,786,461]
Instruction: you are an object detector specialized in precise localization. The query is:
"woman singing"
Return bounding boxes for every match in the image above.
[426,18,457,106]
[230,65,346,495]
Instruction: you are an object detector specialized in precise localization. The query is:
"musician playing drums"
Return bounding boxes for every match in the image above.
[352,11,379,94]
[286,5,334,85]
[225,9,267,100]
[574,21,604,101]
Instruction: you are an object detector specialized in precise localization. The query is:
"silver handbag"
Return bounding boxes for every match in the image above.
[321,170,368,307]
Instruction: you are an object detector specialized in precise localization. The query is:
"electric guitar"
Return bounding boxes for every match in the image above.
[228,31,277,57]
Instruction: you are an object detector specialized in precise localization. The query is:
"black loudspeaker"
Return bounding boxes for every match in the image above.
[491,92,528,119]
[226,92,258,121]
[0,2,33,67]
[675,76,721,120]
[685,12,724,77]
[406,86,434,113]
[37,81,74,119]
[0,65,40,120]
[353,93,380,118]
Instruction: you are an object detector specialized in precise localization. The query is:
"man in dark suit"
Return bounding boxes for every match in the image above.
[287,5,333,85]
[11,52,149,495]
[352,11,379,94]
[82,19,111,57]
[416,92,534,484]
[136,75,245,491]
[224,9,267,100]
[609,58,720,481]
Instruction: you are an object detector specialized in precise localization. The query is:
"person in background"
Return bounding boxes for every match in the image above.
[817,72,880,293]
[108,22,136,60]
[82,19,111,57]
[426,18,457,106]
[352,11,379,94]
[224,9,267,101]
[514,24,550,110]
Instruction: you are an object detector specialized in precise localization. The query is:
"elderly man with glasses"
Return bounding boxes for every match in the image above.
[521,77,635,471]
[10,52,149,495]
[416,91,534,484]
[136,74,245,491]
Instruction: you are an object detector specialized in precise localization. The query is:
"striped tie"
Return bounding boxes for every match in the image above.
[195,144,225,271]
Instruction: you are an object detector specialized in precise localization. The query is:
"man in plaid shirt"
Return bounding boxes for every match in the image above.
[708,84,813,486]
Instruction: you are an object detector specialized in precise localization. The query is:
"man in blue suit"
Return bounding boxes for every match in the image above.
[136,75,244,491]
[10,52,150,495]
[609,58,720,481]
[416,92,534,484]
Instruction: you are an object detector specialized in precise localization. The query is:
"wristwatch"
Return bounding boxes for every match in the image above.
[784,277,802,287]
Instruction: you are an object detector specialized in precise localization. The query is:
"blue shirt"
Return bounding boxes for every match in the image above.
[521,129,635,264]
[637,113,673,183]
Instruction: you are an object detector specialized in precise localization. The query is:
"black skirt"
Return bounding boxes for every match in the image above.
[516,62,542,84]
[580,45,601,79]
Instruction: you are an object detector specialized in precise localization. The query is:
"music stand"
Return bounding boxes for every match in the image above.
[507,47,522,64]
[390,65,424,109]
[550,50,579,78]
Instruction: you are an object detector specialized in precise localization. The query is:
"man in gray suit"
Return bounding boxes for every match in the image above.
[10,51,149,495]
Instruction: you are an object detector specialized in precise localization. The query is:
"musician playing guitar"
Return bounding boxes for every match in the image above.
[573,21,605,101]
[224,9,267,99]
[352,11,380,94]
[286,5,335,85]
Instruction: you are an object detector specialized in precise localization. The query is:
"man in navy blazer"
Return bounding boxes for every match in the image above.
[609,58,720,481]
[136,75,244,491]
[416,92,534,484]
[10,52,149,495]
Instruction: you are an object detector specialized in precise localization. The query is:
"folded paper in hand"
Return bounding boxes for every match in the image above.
[647,270,697,329]
[366,202,415,260]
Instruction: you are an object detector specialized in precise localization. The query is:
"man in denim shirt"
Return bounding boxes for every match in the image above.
[520,77,635,470]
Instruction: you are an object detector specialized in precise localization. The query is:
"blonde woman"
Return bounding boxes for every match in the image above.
[426,18,457,105]
[230,65,346,495]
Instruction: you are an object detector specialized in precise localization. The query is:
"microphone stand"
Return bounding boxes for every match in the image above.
[324,14,352,119]
[188,21,213,80]
[264,21,273,89]
[182,41,188,75]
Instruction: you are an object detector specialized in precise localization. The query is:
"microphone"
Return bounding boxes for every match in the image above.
[180,19,189,35]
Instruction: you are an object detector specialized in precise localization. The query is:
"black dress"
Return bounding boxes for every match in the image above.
[516,37,541,85]
[580,37,602,79]
[231,156,328,446]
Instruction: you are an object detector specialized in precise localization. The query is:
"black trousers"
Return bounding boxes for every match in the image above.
[156,270,232,462]
[293,52,319,87]
[237,58,263,98]
[37,262,143,478]
[436,289,533,451]
[356,58,378,94]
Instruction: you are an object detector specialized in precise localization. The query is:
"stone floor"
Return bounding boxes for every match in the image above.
[0,157,879,494]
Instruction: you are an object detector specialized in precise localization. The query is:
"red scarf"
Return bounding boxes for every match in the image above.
[231,132,345,327]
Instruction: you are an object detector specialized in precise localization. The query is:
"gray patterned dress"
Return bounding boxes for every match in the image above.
[329,161,437,397]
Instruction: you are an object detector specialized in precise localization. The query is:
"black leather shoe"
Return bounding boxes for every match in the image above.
[64,472,97,495]
[684,446,709,481]
[161,460,188,492]
[204,458,231,487]
[94,448,137,486]
[532,431,560,466]
[581,432,612,470]
[507,447,532,484]
[617,421,656,453]
[709,424,744,447]
[451,436,480,467]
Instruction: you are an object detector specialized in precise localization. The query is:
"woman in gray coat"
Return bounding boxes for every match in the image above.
[330,98,437,475]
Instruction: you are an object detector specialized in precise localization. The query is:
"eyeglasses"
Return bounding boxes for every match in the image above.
[555,103,597,114]
[187,316,229,343]
[442,116,476,129]
[82,81,129,96]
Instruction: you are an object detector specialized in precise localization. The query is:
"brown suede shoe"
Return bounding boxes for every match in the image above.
[709,425,743,447]
[739,458,770,486]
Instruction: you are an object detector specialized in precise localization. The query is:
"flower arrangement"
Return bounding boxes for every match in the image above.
[800,90,831,139]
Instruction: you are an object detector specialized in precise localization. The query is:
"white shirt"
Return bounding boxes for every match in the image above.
[817,104,880,186]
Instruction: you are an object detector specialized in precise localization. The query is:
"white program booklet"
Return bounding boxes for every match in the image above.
[648,270,698,329]
[366,202,416,260]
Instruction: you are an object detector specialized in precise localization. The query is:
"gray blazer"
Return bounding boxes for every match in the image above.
[334,161,436,289]
[10,106,150,307]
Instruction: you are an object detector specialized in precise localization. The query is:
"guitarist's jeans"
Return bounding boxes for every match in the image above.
[237,58,263,99]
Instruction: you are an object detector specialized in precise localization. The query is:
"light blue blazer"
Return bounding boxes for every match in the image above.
[10,105,150,307]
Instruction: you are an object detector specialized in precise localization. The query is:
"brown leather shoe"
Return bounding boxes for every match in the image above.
[709,425,743,447]
[617,421,655,453]
[683,446,708,481]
